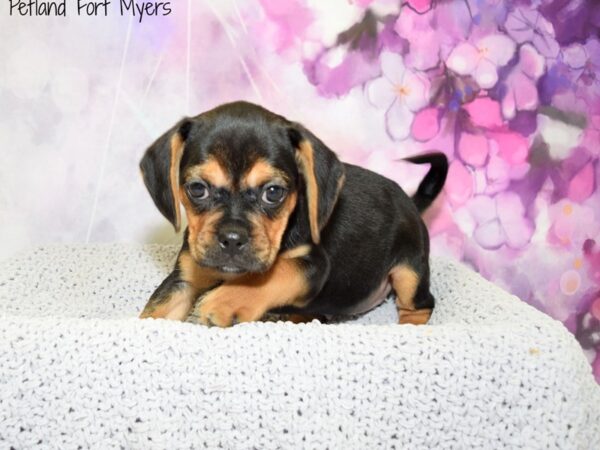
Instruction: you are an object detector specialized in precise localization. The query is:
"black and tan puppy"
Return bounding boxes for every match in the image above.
[139,101,448,326]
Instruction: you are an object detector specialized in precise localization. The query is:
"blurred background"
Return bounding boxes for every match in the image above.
[0,0,598,380]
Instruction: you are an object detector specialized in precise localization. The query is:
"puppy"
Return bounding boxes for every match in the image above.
[138,101,448,326]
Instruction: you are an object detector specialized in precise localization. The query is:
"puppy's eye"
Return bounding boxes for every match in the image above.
[187,181,209,200]
[261,185,286,205]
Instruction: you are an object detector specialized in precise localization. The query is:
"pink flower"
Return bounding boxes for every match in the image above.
[487,131,529,165]
[406,0,432,14]
[463,97,504,129]
[548,201,597,248]
[458,133,489,167]
[483,151,529,195]
[449,92,533,196]
[483,131,530,194]
[446,34,516,89]
[568,162,595,202]
[411,107,440,142]
[444,160,473,206]
[366,51,431,140]
[394,7,440,70]
[502,44,546,119]
[394,2,469,71]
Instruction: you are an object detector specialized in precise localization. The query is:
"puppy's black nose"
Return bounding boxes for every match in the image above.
[218,227,249,254]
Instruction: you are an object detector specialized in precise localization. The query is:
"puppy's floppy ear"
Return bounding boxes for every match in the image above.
[288,123,345,244]
[140,119,194,232]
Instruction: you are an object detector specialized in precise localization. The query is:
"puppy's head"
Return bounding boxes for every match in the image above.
[140,101,344,276]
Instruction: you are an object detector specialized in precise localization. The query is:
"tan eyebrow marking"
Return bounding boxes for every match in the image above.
[185,157,231,188]
[241,158,289,189]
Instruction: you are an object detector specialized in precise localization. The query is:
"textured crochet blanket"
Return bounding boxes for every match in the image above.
[0,244,598,449]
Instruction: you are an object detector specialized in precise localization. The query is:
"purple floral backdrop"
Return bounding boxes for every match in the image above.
[0,1,598,381]
[257,0,600,380]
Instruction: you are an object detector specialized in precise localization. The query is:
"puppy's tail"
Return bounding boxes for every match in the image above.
[404,152,448,213]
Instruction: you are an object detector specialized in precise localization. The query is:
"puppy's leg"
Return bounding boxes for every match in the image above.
[389,263,434,325]
[192,245,329,327]
[140,250,219,320]
[139,272,198,320]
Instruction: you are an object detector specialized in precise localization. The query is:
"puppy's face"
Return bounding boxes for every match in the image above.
[179,121,299,274]
[140,102,345,277]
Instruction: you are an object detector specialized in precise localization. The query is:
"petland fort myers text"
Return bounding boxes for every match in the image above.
[7,0,172,22]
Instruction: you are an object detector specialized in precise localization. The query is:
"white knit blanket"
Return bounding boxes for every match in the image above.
[0,244,598,449]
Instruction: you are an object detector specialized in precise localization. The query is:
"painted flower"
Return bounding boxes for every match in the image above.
[484,151,529,195]
[562,37,600,97]
[457,192,534,250]
[463,96,504,129]
[547,200,597,248]
[366,51,431,140]
[505,7,560,59]
[458,132,489,167]
[542,37,600,117]
[406,0,432,14]
[542,147,596,203]
[501,44,546,119]
[394,6,440,71]
[411,107,441,142]
[567,162,595,203]
[453,96,531,193]
[444,159,474,207]
[395,1,470,71]
[446,34,516,89]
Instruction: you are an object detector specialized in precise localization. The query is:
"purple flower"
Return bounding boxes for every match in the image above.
[366,51,431,140]
[505,6,560,59]
[502,44,546,119]
[539,36,600,115]
[562,37,600,91]
[463,192,535,250]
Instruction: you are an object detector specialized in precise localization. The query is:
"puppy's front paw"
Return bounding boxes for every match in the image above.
[192,287,256,327]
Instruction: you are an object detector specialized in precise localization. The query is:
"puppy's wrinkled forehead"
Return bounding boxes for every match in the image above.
[180,115,297,189]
